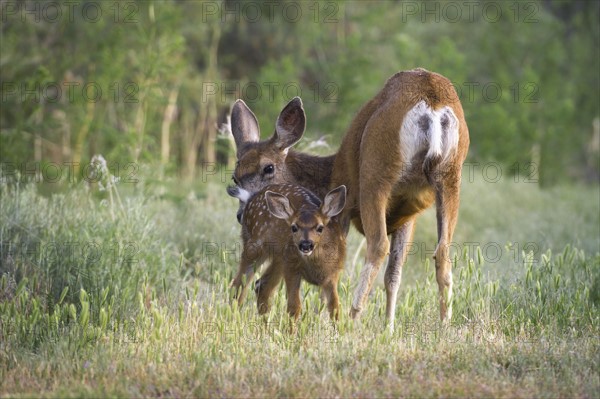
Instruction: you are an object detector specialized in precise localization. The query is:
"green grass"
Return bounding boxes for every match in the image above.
[0,169,598,397]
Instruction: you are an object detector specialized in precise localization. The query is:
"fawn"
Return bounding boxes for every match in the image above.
[227,183,347,321]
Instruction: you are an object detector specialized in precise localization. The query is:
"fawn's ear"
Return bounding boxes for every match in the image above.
[265,191,294,220]
[322,185,346,218]
[273,97,305,151]
[231,99,260,153]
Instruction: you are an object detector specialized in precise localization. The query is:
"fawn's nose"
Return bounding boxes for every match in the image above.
[298,240,314,254]
[236,211,242,224]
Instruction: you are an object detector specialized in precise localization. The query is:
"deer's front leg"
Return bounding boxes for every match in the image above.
[351,186,391,319]
[256,260,283,315]
[284,269,302,329]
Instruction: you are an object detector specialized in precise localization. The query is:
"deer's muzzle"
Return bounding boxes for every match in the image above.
[298,240,314,255]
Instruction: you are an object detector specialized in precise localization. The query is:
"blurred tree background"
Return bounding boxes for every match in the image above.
[1,0,598,185]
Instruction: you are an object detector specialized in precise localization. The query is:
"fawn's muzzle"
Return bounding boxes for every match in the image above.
[298,240,314,255]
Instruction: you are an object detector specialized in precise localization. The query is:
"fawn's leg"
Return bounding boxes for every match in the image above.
[256,260,283,315]
[284,270,302,327]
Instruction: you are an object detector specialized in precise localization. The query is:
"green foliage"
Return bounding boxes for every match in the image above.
[1,1,598,184]
[0,171,598,396]
[0,174,182,351]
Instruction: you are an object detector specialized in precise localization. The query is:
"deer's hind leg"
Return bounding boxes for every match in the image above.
[384,218,416,333]
[429,162,462,323]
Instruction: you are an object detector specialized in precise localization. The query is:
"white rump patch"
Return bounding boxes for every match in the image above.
[400,100,460,165]
[426,106,459,162]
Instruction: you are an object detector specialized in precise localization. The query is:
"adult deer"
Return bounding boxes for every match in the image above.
[230,68,469,331]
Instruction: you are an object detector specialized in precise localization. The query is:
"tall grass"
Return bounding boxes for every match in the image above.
[0,169,598,397]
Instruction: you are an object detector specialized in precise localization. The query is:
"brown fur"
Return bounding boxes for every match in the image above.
[230,68,470,330]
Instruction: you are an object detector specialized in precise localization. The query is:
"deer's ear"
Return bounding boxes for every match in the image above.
[274,97,305,151]
[322,185,346,218]
[231,99,260,153]
[265,191,294,220]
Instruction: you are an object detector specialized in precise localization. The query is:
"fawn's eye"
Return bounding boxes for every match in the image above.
[316,225,324,234]
[291,224,298,233]
[231,175,239,185]
[263,164,274,174]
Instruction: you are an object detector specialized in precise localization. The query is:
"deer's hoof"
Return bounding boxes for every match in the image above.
[349,307,362,319]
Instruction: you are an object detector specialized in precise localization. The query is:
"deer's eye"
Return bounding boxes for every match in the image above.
[231,175,240,185]
[263,164,274,175]
[316,225,324,234]
[291,224,298,233]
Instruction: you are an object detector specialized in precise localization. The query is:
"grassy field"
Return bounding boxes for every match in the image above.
[0,166,599,397]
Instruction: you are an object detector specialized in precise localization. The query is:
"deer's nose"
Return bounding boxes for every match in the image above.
[298,240,314,254]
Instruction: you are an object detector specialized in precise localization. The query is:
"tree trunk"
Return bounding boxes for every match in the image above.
[72,99,95,178]
[182,22,222,181]
[133,89,148,163]
[161,86,179,168]
[201,22,221,165]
